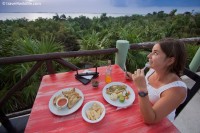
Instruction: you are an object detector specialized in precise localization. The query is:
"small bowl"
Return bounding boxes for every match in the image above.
[56,97,68,109]
[82,101,106,123]
[92,80,99,87]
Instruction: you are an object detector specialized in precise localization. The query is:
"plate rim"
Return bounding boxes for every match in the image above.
[49,87,84,116]
[102,82,135,108]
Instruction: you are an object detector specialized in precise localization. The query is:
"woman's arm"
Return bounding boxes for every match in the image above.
[149,87,186,123]
[132,69,186,124]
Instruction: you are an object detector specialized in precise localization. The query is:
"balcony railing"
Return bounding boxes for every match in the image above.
[0,37,200,132]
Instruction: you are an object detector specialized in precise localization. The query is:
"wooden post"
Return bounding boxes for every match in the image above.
[115,40,129,70]
[189,47,200,72]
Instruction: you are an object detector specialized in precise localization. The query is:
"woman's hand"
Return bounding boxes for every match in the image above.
[125,71,133,80]
[132,69,147,90]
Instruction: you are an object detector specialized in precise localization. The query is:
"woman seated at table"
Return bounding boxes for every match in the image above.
[127,38,187,124]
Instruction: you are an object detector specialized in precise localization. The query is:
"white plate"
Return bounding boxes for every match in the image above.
[82,101,106,123]
[102,82,135,108]
[49,88,84,116]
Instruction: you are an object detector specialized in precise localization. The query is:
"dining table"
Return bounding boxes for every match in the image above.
[24,64,180,133]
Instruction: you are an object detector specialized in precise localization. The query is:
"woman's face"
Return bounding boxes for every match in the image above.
[147,43,172,71]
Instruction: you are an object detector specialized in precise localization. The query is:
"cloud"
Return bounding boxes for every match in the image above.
[38,0,111,13]
[0,0,200,13]
[111,0,128,7]
[135,0,200,7]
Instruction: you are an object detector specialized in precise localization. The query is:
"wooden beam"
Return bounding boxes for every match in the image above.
[46,60,56,74]
[54,59,79,71]
[0,48,118,65]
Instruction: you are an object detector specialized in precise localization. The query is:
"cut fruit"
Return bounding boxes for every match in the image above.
[119,96,125,103]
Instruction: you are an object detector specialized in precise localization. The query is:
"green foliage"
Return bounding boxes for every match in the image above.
[0,36,64,113]
[185,43,199,67]
[81,31,105,50]
[13,36,63,55]
[126,50,150,72]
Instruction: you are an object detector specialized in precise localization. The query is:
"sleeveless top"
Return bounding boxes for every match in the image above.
[145,69,187,122]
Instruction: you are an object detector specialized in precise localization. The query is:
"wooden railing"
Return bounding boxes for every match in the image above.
[0,48,118,107]
[0,37,200,132]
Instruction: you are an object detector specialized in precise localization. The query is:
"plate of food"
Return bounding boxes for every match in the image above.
[82,101,106,123]
[102,82,135,108]
[49,88,84,116]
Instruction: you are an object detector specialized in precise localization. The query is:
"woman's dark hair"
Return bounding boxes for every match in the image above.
[158,38,187,76]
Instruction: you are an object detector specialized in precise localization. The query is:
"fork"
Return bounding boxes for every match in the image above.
[123,64,129,77]
[116,104,133,111]
[143,62,150,73]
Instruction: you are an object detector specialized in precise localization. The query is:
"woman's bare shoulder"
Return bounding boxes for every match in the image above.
[161,86,187,101]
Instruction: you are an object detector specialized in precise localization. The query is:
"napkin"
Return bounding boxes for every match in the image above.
[82,70,93,80]
[116,104,133,111]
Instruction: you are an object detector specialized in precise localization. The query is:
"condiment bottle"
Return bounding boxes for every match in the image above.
[105,60,112,83]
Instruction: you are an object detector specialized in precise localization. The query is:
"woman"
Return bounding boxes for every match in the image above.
[127,38,187,124]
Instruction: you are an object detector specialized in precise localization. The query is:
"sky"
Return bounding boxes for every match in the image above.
[0,0,200,15]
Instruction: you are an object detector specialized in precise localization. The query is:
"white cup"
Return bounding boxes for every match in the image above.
[56,97,68,109]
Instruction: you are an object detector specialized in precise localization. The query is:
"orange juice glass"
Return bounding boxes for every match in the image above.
[105,75,112,83]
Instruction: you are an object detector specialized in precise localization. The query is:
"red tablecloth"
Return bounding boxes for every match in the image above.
[25,65,180,133]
